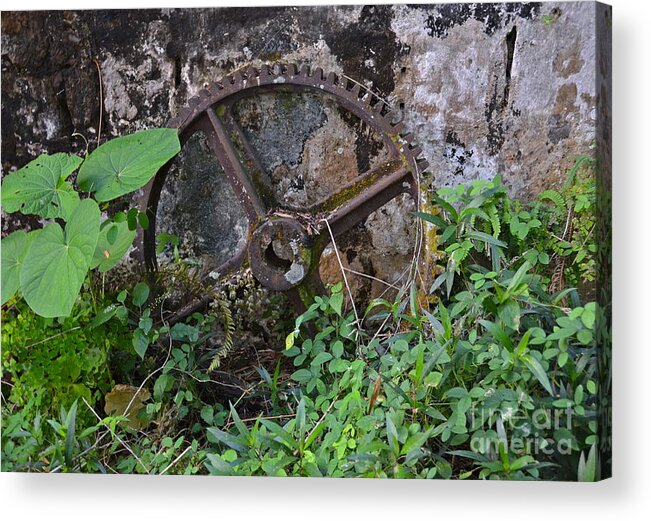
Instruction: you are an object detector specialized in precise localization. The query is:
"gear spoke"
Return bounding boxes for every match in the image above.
[314,159,412,238]
[202,106,267,222]
[219,101,277,209]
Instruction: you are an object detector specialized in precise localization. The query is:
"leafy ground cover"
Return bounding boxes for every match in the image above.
[1,141,601,480]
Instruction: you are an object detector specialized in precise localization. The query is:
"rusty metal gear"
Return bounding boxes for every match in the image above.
[138,62,430,320]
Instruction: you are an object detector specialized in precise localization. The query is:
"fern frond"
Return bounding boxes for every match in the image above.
[487,204,501,238]
[208,297,235,372]
[539,190,566,212]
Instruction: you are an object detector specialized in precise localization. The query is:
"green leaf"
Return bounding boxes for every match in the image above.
[1,153,82,220]
[200,405,214,425]
[285,331,296,350]
[522,354,554,396]
[431,194,459,222]
[90,303,120,328]
[505,260,532,298]
[331,339,344,358]
[479,319,513,350]
[385,414,400,455]
[20,199,100,317]
[229,405,250,440]
[329,291,344,316]
[1,231,35,304]
[77,129,181,202]
[206,427,247,452]
[90,219,136,272]
[64,400,78,469]
[132,328,150,359]
[311,352,333,367]
[205,453,234,476]
[401,428,432,456]
[259,419,297,449]
[577,444,598,482]
[296,398,306,438]
[498,300,521,330]
[466,230,507,248]
[132,282,150,307]
[412,211,447,229]
[290,369,313,383]
[138,211,150,230]
[305,419,327,450]
[515,329,534,357]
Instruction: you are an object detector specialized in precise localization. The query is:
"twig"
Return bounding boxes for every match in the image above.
[92,58,103,148]
[305,396,337,441]
[342,267,400,290]
[49,430,110,473]
[322,218,362,345]
[23,327,81,349]
[223,412,296,430]
[81,397,150,474]
[159,444,193,475]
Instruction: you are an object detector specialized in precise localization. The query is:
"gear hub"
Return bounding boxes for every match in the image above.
[249,217,312,291]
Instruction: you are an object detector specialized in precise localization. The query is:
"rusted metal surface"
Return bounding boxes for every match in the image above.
[138,63,429,318]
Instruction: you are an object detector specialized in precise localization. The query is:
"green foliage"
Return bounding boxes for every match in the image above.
[1,230,33,305]
[77,128,180,202]
[91,218,137,273]
[203,266,598,480]
[1,296,129,430]
[1,128,180,317]
[1,153,82,220]
[424,157,596,297]
[20,199,100,317]
[2,156,601,480]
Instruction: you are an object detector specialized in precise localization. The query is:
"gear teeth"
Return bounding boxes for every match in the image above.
[199,89,211,99]
[326,71,337,86]
[311,67,324,82]
[362,91,377,107]
[260,64,272,77]
[371,100,384,115]
[380,109,400,129]
[416,158,430,172]
[209,82,223,95]
[285,63,298,76]
[232,70,244,84]
[349,83,361,99]
[408,145,423,157]
[400,133,415,145]
[178,107,192,124]
[246,66,259,79]
[188,97,201,108]
[299,64,310,77]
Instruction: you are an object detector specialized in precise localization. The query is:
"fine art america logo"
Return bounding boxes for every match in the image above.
[469,405,578,456]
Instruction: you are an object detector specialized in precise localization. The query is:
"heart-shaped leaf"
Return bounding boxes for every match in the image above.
[20,199,100,317]
[1,153,82,220]
[1,230,36,304]
[90,219,136,273]
[77,128,180,202]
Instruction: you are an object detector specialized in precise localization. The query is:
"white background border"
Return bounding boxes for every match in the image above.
[1,0,649,518]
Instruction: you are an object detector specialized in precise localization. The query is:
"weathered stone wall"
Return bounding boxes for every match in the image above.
[1,3,598,190]
[1,3,601,290]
